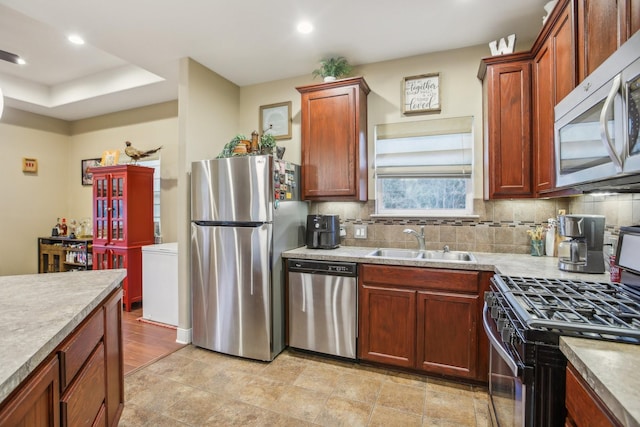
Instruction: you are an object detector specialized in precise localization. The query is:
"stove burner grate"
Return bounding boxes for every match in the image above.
[493,275,640,341]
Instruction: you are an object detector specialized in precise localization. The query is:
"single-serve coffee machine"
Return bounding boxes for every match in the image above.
[306,214,340,249]
[557,214,605,273]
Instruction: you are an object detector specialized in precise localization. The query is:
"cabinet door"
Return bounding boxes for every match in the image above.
[619,0,640,42]
[576,0,619,82]
[416,291,479,379]
[565,363,621,427]
[533,3,575,194]
[358,285,416,368]
[104,289,124,426]
[0,358,60,427]
[93,247,140,311]
[484,61,533,199]
[298,78,369,201]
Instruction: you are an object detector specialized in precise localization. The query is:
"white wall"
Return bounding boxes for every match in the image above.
[66,109,179,242]
[239,44,488,197]
[176,58,241,333]
[0,111,69,275]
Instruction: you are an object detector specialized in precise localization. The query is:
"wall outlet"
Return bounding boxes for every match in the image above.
[354,224,367,239]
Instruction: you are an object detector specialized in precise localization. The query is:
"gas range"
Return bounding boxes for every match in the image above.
[491,275,640,343]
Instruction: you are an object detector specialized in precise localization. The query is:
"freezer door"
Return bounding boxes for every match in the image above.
[191,223,273,361]
[191,156,273,223]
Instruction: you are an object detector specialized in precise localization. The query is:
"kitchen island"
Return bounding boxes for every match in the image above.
[561,337,640,427]
[0,269,126,426]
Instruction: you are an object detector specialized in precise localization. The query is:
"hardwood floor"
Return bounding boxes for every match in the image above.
[122,304,184,375]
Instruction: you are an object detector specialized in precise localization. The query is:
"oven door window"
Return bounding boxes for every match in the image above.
[557,99,613,175]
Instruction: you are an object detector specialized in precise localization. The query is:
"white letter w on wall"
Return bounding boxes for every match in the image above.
[489,34,517,55]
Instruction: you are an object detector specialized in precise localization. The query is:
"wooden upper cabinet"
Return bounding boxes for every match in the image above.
[533,0,575,194]
[619,0,640,42]
[480,57,533,199]
[576,0,620,82]
[297,77,370,201]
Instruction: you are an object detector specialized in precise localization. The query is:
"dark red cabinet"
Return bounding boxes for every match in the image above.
[91,165,154,311]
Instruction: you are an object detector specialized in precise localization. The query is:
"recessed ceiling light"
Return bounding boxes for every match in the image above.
[68,34,85,45]
[297,21,313,34]
[16,57,26,65]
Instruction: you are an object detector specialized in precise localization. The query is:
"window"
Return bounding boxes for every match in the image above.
[374,116,474,216]
[137,159,161,235]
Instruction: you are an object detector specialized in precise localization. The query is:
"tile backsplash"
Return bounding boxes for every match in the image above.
[310,194,640,254]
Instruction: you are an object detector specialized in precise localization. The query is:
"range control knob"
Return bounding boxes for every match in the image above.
[501,325,513,343]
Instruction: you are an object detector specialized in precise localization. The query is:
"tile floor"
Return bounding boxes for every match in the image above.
[119,346,491,426]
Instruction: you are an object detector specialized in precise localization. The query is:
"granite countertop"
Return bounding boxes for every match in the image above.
[560,337,640,427]
[282,246,611,282]
[0,269,126,404]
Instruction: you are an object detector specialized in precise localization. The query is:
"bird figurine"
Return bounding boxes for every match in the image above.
[124,141,162,163]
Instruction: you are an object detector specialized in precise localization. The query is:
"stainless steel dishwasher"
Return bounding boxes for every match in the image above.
[287,259,357,359]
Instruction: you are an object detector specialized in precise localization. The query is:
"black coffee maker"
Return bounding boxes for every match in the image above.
[306,214,340,249]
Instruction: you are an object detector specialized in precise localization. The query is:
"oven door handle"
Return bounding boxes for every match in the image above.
[482,303,521,377]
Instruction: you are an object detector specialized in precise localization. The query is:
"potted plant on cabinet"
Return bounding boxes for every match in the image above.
[260,133,277,154]
[312,56,353,82]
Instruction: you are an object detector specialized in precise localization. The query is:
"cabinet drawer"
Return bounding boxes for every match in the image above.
[360,264,479,293]
[59,308,104,390]
[61,342,106,427]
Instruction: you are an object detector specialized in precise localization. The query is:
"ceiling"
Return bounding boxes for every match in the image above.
[0,0,549,121]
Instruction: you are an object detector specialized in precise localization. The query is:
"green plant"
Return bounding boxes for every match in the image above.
[260,133,277,152]
[312,56,353,80]
[217,134,246,158]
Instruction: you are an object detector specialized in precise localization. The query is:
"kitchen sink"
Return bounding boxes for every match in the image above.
[420,250,476,262]
[367,248,423,258]
[366,248,477,263]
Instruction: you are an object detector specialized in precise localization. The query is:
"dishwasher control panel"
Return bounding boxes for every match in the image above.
[287,259,357,277]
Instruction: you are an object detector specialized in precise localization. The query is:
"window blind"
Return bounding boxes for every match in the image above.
[375,116,473,178]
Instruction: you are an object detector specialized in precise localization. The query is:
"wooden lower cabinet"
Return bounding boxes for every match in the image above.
[0,357,60,427]
[359,285,417,368]
[0,287,124,427]
[416,291,478,379]
[565,363,621,427]
[359,264,489,382]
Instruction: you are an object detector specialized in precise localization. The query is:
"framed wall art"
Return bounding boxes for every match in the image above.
[81,158,101,186]
[402,73,441,115]
[259,101,292,140]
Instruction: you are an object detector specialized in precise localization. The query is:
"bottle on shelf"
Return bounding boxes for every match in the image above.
[52,218,60,236]
[60,218,68,236]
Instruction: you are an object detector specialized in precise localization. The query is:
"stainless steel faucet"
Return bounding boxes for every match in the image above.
[403,226,426,251]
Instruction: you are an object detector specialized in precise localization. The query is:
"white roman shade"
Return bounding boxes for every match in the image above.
[375,116,473,178]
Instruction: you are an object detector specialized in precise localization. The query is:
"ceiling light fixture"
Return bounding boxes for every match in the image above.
[0,49,25,65]
[297,21,313,34]
[68,34,85,45]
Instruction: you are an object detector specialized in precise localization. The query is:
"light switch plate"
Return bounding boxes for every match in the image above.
[354,224,367,239]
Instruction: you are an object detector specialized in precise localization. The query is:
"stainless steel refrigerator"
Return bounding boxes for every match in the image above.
[190,155,307,361]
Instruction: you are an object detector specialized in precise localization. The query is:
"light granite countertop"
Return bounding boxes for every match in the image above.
[0,269,126,404]
[282,246,611,282]
[560,337,640,427]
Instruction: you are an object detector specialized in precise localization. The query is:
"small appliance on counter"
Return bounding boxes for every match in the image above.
[557,214,605,273]
[306,214,340,249]
[616,225,640,291]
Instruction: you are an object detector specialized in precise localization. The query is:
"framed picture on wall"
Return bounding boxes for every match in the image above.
[81,158,101,186]
[259,101,292,140]
[402,73,441,114]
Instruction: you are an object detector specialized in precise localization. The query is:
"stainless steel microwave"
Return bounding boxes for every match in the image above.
[554,31,640,192]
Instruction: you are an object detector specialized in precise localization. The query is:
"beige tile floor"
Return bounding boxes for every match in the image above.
[119,346,491,426]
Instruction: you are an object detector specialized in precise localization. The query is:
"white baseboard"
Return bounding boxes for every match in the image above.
[176,327,191,344]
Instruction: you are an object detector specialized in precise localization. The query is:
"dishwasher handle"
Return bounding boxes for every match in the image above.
[287,259,357,277]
